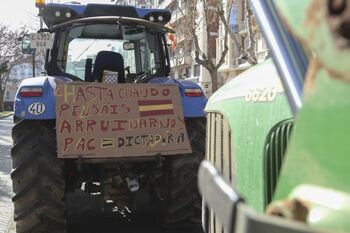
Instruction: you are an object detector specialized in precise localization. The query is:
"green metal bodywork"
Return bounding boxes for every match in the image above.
[274,70,350,232]
[206,0,350,232]
[289,185,350,231]
[274,0,350,197]
[273,1,350,231]
[205,59,291,212]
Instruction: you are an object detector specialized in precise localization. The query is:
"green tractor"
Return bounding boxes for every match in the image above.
[199,0,350,232]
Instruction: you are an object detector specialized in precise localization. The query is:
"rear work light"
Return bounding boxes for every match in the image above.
[35,0,45,8]
[185,88,203,97]
[145,12,170,24]
[20,87,44,97]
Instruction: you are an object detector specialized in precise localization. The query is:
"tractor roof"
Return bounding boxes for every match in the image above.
[42,3,171,28]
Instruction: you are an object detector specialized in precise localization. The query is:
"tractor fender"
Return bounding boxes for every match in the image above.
[149,77,207,117]
[14,76,73,120]
[14,76,207,120]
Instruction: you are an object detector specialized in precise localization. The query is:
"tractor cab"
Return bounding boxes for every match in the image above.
[31,3,173,83]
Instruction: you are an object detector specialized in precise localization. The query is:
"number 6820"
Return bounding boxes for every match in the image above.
[245,87,277,102]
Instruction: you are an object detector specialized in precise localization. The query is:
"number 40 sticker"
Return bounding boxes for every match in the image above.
[28,102,46,115]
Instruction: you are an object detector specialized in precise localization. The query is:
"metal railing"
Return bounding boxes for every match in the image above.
[249,0,308,115]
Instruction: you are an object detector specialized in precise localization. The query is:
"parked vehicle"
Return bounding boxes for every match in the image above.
[11,1,207,232]
[199,0,350,232]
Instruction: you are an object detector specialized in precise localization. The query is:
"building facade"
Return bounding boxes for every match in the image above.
[216,0,269,84]
[157,0,217,96]
[3,63,40,111]
[116,0,267,95]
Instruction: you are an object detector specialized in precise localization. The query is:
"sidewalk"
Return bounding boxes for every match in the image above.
[0,112,13,120]
[0,116,14,233]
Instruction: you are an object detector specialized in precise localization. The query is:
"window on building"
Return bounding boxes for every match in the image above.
[193,64,200,77]
[185,66,191,78]
[240,35,245,51]
[243,36,250,53]
[220,38,225,55]
[261,36,267,50]
[256,36,262,52]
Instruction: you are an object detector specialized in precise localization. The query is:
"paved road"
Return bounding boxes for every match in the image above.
[68,192,203,233]
[0,116,203,233]
[0,116,14,233]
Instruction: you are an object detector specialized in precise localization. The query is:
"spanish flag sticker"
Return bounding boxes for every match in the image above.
[138,100,174,117]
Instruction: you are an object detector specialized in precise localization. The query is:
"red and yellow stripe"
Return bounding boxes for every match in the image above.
[138,100,174,117]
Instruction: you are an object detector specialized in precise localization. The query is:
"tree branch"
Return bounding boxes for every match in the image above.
[245,0,257,64]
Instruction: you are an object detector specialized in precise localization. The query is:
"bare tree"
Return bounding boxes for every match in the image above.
[168,18,193,79]
[229,0,257,65]
[0,24,30,112]
[176,0,233,92]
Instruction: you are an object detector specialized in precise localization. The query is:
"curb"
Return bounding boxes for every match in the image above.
[0,113,13,120]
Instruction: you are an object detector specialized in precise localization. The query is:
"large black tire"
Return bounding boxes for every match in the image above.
[11,120,67,233]
[160,117,206,228]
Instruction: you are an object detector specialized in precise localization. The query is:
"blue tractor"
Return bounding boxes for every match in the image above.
[12,2,207,232]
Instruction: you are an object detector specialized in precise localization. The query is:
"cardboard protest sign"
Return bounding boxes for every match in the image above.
[55,82,192,158]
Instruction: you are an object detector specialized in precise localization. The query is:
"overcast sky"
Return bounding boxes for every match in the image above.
[0,0,116,30]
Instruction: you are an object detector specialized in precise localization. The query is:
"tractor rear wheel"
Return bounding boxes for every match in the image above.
[161,117,206,228]
[11,120,67,233]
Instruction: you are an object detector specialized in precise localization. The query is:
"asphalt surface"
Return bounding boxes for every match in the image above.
[0,116,203,233]
[68,191,203,233]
